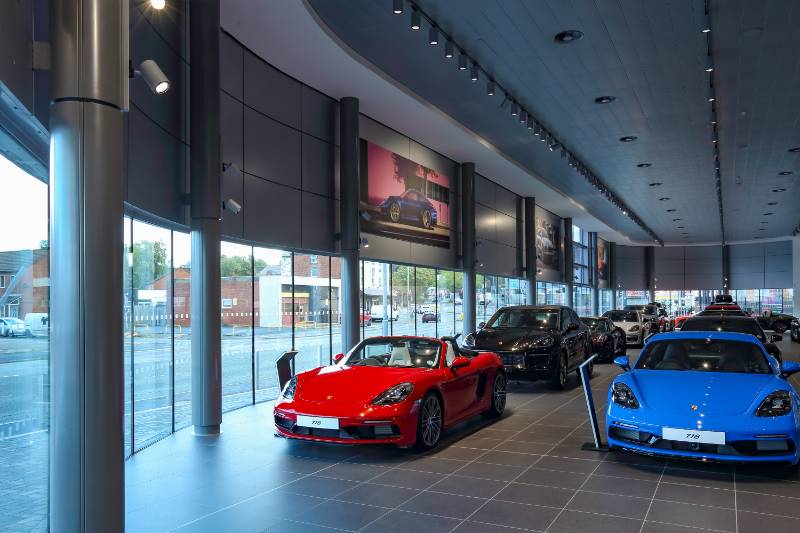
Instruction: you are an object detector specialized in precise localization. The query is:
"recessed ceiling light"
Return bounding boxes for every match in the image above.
[763,212,774,216]
[637,163,652,168]
[789,147,800,153]
[758,228,765,231]
[767,201,778,206]
[594,95,616,104]
[666,209,677,213]
[754,236,763,239]
[673,218,682,222]
[772,188,787,193]
[778,171,792,176]
[554,30,583,43]
[659,197,671,201]
[759,221,768,224]
[649,182,662,187]
[677,226,685,229]
[620,136,638,142]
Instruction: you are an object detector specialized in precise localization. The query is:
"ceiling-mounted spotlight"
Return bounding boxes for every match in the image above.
[637,163,652,168]
[778,171,792,175]
[711,111,717,124]
[222,198,241,214]
[150,0,166,9]
[359,237,370,248]
[548,142,560,152]
[510,102,518,116]
[534,124,542,136]
[527,117,534,130]
[486,80,495,96]
[132,59,170,94]
[392,0,403,14]
[704,56,714,72]
[444,40,454,59]
[594,95,616,104]
[622,209,628,215]
[649,182,662,187]
[470,63,479,82]
[458,53,467,70]
[789,147,800,153]
[410,9,421,30]
[619,136,637,142]
[701,13,711,33]
[772,188,787,193]
[519,110,528,123]
[428,27,439,45]
[712,130,719,143]
[707,86,715,102]
[554,30,584,43]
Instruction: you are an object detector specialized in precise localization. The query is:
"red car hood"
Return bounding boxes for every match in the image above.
[297,365,432,404]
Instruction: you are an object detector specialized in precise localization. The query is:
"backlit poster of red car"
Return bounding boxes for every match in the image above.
[360,141,451,248]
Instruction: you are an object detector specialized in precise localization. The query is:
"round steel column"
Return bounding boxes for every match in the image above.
[461,163,477,334]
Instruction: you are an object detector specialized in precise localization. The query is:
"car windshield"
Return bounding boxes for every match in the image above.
[635,339,771,374]
[680,318,765,342]
[581,318,606,332]
[4,318,22,324]
[486,309,559,330]
[605,311,639,322]
[345,338,440,368]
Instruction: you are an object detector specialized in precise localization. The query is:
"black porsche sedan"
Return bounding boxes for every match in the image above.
[580,316,626,362]
[464,305,592,389]
[680,314,783,362]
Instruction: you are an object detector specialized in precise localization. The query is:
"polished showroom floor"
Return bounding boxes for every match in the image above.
[126,340,800,533]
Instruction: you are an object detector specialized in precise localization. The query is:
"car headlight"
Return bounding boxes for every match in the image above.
[629,325,640,332]
[534,336,555,348]
[611,382,640,409]
[464,333,475,347]
[756,390,792,417]
[281,376,297,400]
[372,382,414,406]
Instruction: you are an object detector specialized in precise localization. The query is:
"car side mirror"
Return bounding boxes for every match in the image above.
[333,353,344,363]
[478,322,486,329]
[613,355,630,371]
[451,356,471,370]
[781,360,800,378]
[770,334,783,343]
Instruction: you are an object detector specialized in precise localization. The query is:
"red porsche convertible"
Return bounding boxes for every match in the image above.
[273,336,506,450]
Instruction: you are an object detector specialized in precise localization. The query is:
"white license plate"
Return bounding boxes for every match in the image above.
[296,415,339,430]
[662,427,725,445]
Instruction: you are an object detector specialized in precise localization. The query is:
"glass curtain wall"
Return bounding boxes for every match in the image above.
[598,289,613,315]
[0,153,50,530]
[572,286,594,316]
[537,281,568,306]
[220,242,254,413]
[616,290,650,308]
[653,290,721,315]
[730,289,794,315]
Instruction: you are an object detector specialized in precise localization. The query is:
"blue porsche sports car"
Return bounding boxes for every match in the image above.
[607,331,800,465]
[379,189,438,229]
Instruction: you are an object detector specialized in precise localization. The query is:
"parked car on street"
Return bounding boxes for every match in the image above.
[421,312,440,323]
[0,317,26,337]
[24,313,49,337]
[370,304,398,322]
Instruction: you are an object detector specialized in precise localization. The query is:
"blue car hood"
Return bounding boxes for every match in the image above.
[630,371,776,415]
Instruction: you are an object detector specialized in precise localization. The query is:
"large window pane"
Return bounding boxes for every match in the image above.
[0,154,49,529]
[123,217,132,457]
[173,231,192,430]
[573,286,593,316]
[330,257,342,356]
[362,261,390,338]
[437,270,457,337]
[220,241,253,412]
[391,265,415,336]
[598,289,613,314]
[294,254,332,374]
[253,247,291,402]
[132,220,172,450]
[416,267,437,338]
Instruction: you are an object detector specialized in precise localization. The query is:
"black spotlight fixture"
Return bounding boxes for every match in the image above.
[767,201,778,206]
[620,136,637,142]
[470,63,479,82]
[637,163,652,168]
[410,9,421,30]
[444,40,454,59]
[428,27,439,45]
[649,182,662,187]
[594,95,616,104]
[666,208,677,213]
[677,226,685,229]
[701,13,711,33]
[554,30,583,43]
[707,86,716,102]
[772,188,787,192]
[673,218,682,222]
[659,197,671,201]
[486,80,495,96]
[705,55,714,72]
[789,147,800,153]
[778,171,792,175]
[763,212,774,216]
[393,0,403,14]
[457,53,467,70]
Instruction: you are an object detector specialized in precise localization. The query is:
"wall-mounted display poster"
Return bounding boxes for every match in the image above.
[597,237,610,284]
[535,208,560,272]
[360,141,451,248]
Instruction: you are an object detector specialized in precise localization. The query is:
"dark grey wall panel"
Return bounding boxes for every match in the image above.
[127,107,184,223]
[654,247,684,290]
[302,86,337,143]
[243,50,301,129]
[475,175,496,209]
[475,204,496,243]
[302,134,336,198]
[137,0,187,61]
[220,31,243,100]
[242,175,301,246]
[359,117,410,156]
[730,243,765,289]
[243,107,301,188]
[301,192,335,252]
[495,187,517,219]
[496,212,517,248]
[765,241,792,288]
[615,245,647,290]
[221,169,244,238]
[685,245,722,289]
[221,92,243,170]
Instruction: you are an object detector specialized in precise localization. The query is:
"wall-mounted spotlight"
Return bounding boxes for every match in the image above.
[222,198,242,214]
[150,0,166,9]
[131,59,170,94]
[392,0,403,14]
[410,9,421,30]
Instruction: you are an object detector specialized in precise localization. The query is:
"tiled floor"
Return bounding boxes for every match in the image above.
[126,341,800,533]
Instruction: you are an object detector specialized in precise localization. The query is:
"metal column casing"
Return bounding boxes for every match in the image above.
[339,97,361,352]
[461,163,476,335]
[524,197,537,305]
[563,217,573,308]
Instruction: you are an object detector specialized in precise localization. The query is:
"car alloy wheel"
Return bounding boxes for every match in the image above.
[389,202,401,223]
[491,373,507,415]
[418,394,442,449]
[421,210,432,229]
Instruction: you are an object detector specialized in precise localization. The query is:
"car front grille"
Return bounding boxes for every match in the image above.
[275,416,400,440]
[609,426,795,457]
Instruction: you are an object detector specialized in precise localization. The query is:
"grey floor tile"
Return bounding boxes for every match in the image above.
[646,500,736,532]
[736,490,800,518]
[568,490,649,520]
[592,461,664,482]
[278,474,360,498]
[534,456,602,474]
[493,440,552,455]
[516,467,590,489]
[455,461,527,481]
[478,450,544,468]
[582,473,658,498]
[300,499,389,530]
[336,482,419,508]
[429,474,508,498]
[399,456,470,475]
[320,462,390,482]
[655,482,734,508]
[400,491,487,519]
[548,509,643,533]
[737,511,800,533]
[370,468,443,490]
[469,499,559,531]
[495,482,574,508]
[361,509,462,533]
